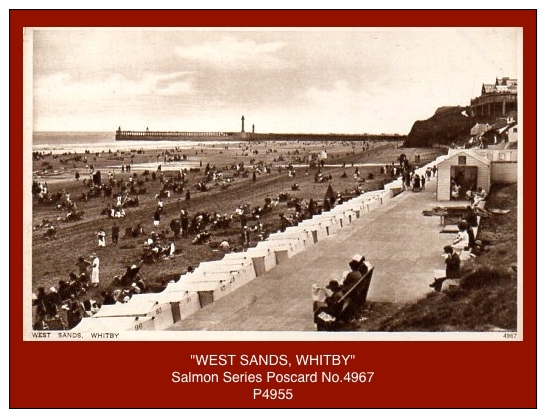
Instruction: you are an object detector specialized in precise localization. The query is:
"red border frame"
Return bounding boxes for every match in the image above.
[10,9,537,408]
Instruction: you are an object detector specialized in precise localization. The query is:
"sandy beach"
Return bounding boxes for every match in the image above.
[28,139,445,331]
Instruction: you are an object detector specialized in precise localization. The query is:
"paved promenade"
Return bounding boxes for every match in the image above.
[168,175,457,332]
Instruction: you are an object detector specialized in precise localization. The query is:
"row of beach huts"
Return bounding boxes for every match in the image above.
[73,156,463,333]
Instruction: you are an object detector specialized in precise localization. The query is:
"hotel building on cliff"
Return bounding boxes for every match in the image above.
[469,77,517,119]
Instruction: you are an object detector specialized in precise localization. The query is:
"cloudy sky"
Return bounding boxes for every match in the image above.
[28,27,521,134]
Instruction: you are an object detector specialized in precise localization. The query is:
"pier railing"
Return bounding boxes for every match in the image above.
[116,130,231,138]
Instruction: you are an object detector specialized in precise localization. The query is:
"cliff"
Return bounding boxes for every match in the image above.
[404,106,476,147]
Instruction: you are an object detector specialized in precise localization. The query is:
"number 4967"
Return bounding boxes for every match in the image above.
[503,332,517,339]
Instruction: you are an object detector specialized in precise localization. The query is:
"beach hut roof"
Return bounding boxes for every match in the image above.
[441,149,491,166]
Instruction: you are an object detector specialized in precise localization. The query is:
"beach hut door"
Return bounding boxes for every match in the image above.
[450,165,478,195]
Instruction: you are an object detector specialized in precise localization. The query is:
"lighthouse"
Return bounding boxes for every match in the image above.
[240,115,248,139]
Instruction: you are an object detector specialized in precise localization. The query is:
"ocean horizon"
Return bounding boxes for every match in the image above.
[33,131,114,145]
[32,131,243,153]
[32,131,383,154]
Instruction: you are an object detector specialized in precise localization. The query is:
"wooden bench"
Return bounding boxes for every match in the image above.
[314,262,374,331]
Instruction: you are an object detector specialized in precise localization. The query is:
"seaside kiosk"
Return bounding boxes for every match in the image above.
[436,149,491,201]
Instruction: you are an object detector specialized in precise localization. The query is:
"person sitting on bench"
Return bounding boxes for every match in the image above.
[341,254,367,293]
[325,280,344,305]
[452,221,470,252]
[429,245,461,292]
[313,280,345,324]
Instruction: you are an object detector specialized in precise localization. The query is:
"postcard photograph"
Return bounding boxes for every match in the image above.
[11,8,537,409]
[24,24,525,341]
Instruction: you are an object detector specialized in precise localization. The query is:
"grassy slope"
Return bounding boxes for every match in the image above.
[350,182,518,332]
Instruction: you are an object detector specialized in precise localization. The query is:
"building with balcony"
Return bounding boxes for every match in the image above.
[469,77,517,119]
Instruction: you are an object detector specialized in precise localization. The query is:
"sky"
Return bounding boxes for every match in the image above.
[27,27,521,135]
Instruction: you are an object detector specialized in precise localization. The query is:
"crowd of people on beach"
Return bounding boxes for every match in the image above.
[32,247,185,330]
[31,141,404,330]
[32,259,99,330]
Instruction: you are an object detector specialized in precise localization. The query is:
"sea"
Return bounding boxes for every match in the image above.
[31,131,390,171]
[32,131,240,153]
